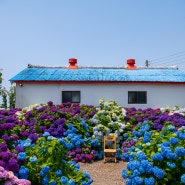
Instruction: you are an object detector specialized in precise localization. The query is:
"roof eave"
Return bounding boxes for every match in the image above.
[12,80,185,85]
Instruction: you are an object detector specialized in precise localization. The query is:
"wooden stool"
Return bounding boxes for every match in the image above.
[104,135,117,163]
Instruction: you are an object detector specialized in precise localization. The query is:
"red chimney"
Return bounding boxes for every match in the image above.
[68,58,78,69]
[126,59,137,70]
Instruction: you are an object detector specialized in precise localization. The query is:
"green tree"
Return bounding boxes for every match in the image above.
[0,68,16,109]
[9,85,16,108]
[0,69,2,94]
[1,88,8,109]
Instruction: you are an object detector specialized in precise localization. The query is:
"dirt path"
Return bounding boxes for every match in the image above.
[79,160,127,185]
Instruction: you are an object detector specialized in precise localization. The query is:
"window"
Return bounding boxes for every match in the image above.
[62,91,80,103]
[128,91,147,104]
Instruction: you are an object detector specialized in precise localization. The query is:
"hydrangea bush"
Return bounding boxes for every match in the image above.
[0,166,31,185]
[0,100,185,184]
[122,121,185,184]
[90,99,126,137]
[22,135,93,185]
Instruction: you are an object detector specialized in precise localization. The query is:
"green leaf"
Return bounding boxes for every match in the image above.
[166,173,172,180]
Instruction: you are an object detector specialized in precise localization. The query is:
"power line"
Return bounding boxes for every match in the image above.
[149,50,185,63]
[155,57,185,65]
[149,51,185,63]
[160,57,185,65]
[150,53,185,65]
[148,50,185,66]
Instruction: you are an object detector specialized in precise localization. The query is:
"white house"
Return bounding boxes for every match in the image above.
[10,58,185,108]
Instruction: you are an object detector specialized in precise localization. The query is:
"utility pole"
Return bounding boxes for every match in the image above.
[145,60,149,67]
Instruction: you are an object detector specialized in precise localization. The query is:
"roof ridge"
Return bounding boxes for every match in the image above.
[27,64,178,70]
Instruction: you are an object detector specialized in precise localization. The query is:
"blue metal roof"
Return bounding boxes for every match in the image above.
[9,65,185,83]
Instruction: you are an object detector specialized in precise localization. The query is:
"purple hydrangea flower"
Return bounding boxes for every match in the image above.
[2,134,11,142]
[15,146,24,153]
[8,158,19,172]
[0,143,8,152]
[0,151,10,161]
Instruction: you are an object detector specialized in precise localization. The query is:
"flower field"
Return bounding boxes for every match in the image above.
[0,99,185,184]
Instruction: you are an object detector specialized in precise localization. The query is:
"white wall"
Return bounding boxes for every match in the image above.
[15,83,185,108]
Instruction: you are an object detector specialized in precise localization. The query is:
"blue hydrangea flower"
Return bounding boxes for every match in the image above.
[42,176,49,185]
[144,177,155,185]
[132,169,140,177]
[137,145,142,150]
[125,179,133,185]
[169,137,179,145]
[87,179,93,184]
[41,166,50,174]
[166,125,175,131]
[56,169,62,176]
[132,131,138,137]
[85,132,90,136]
[161,141,169,147]
[123,133,129,138]
[68,123,73,129]
[136,151,147,161]
[47,136,55,141]
[60,176,68,184]
[167,162,176,169]
[141,160,153,174]
[23,138,32,148]
[176,131,185,140]
[134,176,143,184]
[83,172,90,178]
[72,127,77,133]
[122,153,130,162]
[168,152,177,160]
[82,182,88,185]
[153,166,165,179]
[40,171,45,177]
[41,148,47,153]
[122,169,128,178]
[152,152,163,161]
[142,136,150,143]
[91,139,99,147]
[182,160,185,168]
[175,147,185,157]
[161,146,173,158]
[68,179,75,185]
[181,174,185,183]
[138,166,145,174]
[49,181,56,185]
[43,132,50,137]
[18,152,26,161]
[130,146,136,152]
[19,165,29,179]
[127,160,140,171]
[29,156,38,163]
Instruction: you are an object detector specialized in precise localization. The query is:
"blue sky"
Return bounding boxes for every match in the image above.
[0,0,185,89]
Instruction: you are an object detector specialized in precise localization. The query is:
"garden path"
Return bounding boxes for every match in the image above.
[79,160,127,185]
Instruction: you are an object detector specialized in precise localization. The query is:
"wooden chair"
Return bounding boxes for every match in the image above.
[104,135,117,163]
